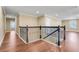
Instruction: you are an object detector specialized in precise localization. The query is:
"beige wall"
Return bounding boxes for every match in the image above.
[19,15,38,26]
[6,18,10,31]
[16,15,19,33]
[62,19,79,32]
[38,16,61,26]
[19,15,62,27]
[0,6,5,46]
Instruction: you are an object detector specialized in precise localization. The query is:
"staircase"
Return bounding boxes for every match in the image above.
[19,25,66,46]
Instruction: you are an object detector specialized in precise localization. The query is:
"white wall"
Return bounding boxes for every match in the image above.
[0,6,5,46]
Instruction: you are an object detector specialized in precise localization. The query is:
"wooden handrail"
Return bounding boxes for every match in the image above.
[19,26,65,28]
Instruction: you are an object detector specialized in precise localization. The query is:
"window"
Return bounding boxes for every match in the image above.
[69,20,77,29]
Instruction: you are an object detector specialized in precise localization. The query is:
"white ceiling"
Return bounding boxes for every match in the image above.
[3,6,79,19]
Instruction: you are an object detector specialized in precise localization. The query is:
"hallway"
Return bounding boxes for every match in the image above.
[0,31,26,51]
[0,31,79,52]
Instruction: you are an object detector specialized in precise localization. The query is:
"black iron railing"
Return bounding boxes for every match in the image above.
[19,25,66,46]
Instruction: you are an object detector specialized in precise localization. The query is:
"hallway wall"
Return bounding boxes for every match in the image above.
[0,6,5,46]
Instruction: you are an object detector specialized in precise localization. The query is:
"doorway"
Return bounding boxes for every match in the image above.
[6,17,16,32]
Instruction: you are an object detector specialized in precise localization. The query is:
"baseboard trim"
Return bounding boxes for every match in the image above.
[16,32,27,44]
[28,39,41,44]
[42,39,58,47]
[0,33,6,47]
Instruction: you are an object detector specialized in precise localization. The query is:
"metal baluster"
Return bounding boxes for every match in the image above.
[64,25,66,40]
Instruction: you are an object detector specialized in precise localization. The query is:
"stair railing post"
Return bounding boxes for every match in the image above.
[40,25,41,39]
[64,25,66,40]
[26,25,28,43]
[58,25,60,46]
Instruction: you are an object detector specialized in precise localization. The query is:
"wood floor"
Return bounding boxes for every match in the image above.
[60,31,79,52]
[0,31,79,52]
[0,31,59,52]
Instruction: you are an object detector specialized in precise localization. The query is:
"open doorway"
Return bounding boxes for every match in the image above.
[6,17,16,32]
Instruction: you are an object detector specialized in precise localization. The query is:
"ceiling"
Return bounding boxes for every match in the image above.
[3,6,79,19]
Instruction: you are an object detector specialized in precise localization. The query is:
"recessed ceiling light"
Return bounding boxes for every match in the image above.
[55,14,58,17]
[74,6,78,8]
[36,11,39,14]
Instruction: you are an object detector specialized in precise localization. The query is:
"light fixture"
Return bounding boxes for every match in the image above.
[55,14,58,17]
[36,11,39,14]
